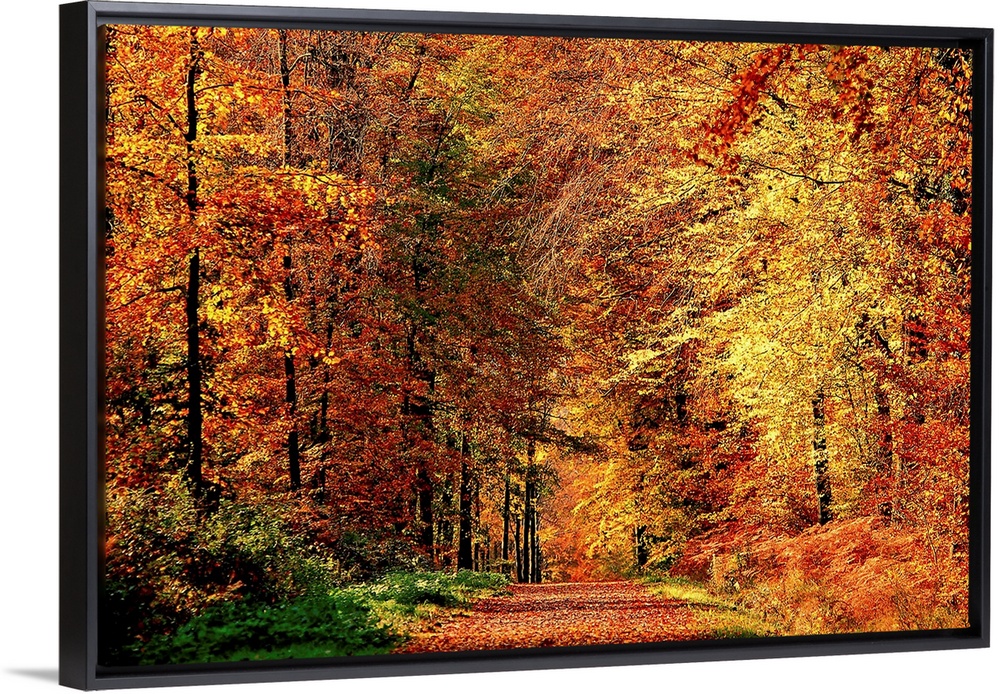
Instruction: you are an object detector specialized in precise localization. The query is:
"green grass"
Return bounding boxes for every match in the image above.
[133,592,400,665]
[642,575,780,639]
[363,570,509,608]
[350,570,510,635]
[643,575,735,609]
[132,570,510,665]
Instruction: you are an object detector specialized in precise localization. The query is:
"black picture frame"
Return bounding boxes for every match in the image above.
[59,1,992,689]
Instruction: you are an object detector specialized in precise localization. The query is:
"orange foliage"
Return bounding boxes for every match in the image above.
[673,516,967,633]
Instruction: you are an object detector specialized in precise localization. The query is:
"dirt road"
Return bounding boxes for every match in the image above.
[395,580,705,653]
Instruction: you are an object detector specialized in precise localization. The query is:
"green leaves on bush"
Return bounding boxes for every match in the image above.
[359,570,510,611]
[102,476,339,664]
[127,570,509,665]
[329,529,427,582]
[134,592,401,664]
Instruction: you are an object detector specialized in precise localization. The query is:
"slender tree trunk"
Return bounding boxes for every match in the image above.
[185,250,202,493]
[183,28,203,495]
[416,465,434,552]
[277,30,302,492]
[401,377,435,553]
[635,525,649,569]
[438,472,454,568]
[532,505,541,583]
[278,30,294,167]
[501,473,511,563]
[404,245,435,554]
[318,318,333,445]
[675,391,688,424]
[634,473,647,570]
[457,433,474,570]
[873,383,893,469]
[313,466,326,503]
[521,437,542,583]
[522,477,532,583]
[284,360,299,491]
[522,478,541,584]
[514,516,523,582]
[812,388,834,525]
[857,315,896,520]
[474,476,484,570]
[283,253,300,491]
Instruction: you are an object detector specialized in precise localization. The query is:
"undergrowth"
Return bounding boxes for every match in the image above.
[351,570,511,635]
[135,592,399,664]
[642,575,779,639]
[130,570,510,665]
[666,517,969,637]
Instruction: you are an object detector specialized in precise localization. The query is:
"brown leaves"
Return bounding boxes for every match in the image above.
[396,581,705,653]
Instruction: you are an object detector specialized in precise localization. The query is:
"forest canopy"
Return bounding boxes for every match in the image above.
[102,25,972,664]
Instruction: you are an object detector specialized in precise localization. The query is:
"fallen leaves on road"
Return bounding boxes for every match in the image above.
[395,580,707,653]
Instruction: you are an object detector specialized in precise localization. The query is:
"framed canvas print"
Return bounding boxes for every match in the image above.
[59,1,991,689]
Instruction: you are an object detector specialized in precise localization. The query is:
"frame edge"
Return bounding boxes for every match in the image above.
[60,1,99,690]
[66,2,993,689]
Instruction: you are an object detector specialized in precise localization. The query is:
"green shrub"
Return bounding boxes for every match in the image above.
[133,592,400,665]
[361,570,509,611]
[451,570,511,592]
[199,500,338,599]
[328,529,427,582]
[102,476,339,665]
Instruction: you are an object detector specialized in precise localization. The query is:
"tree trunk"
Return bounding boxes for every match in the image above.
[514,511,523,582]
[183,28,203,496]
[458,433,474,570]
[403,241,436,554]
[278,30,294,167]
[185,250,202,494]
[521,436,543,583]
[532,504,542,583]
[283,254,300,492]
[501,473,511,563]
[526,437,545,583]
[317,318,333,446]
[438,472,454,568]
[635,525,649,569]
[895,309,929,517]
[812,388,834,525]
[277,30,302,492]
[416,465,434,552]
[522,484,541,583]
[522,477,532,582]
[873,381,895,519]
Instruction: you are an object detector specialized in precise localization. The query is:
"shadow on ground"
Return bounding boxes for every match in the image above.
[6,668,59,683]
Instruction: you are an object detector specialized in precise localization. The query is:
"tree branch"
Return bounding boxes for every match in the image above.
[110,285,186,312]
[745,157,851,186]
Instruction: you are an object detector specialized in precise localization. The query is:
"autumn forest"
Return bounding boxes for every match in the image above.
[103,25,973,665]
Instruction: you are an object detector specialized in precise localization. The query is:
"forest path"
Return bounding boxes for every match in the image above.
[395,580,706,653]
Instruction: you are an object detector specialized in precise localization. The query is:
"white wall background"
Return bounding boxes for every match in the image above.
[1,1,993,692]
